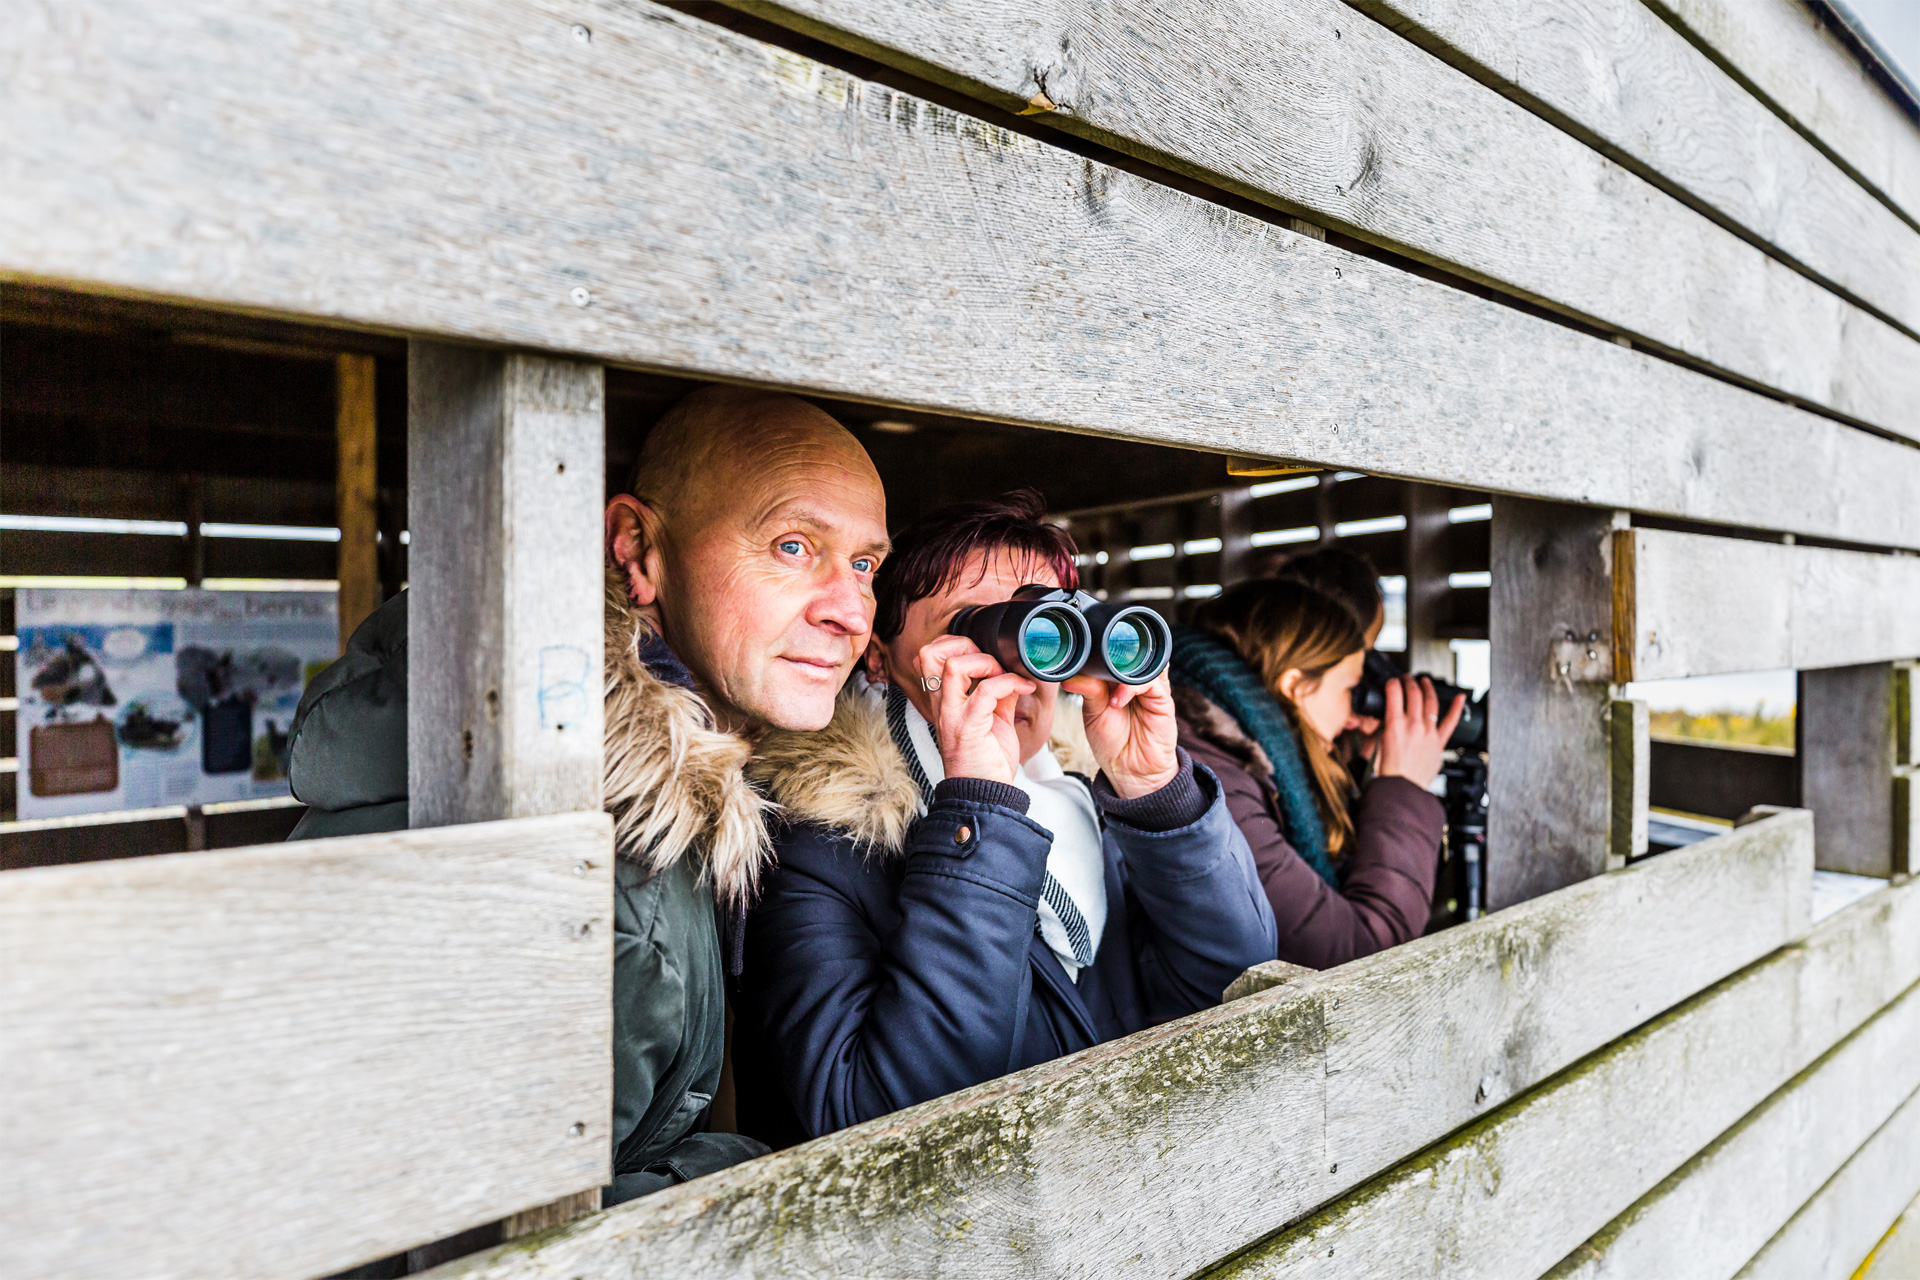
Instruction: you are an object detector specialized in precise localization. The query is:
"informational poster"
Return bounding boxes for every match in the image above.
[14,588,337,820]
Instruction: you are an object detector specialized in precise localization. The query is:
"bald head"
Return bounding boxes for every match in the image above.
[630,386,877,533]
[607,385,890,733]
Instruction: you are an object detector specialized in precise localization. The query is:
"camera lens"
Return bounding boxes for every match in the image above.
[1020,607,1082,678]
[1104,615,1154,678]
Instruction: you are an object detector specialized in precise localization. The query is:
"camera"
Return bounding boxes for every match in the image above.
[947,586,1173,685]
[1349,649,1487,752]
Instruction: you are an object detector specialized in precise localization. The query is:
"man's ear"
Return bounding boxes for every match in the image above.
[862,639,889,683]
[605,495,664,607]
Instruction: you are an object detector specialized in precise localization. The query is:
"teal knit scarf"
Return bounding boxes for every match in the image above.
[1169,625,1340,888]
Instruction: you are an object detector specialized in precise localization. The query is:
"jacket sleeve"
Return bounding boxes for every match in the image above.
[610,883,687,1171]
[739,783,1052,1140]
[1194,728,1443,969]
[1098,758,1279,1020]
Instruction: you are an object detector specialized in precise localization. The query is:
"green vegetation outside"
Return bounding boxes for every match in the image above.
[1648,708,1795,750]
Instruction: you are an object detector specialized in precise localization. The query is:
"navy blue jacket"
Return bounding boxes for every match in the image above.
[733,746,1277,1147]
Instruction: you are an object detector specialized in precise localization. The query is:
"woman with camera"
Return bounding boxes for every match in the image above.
[1173,578,1464,970]
[732,491,1275,1146]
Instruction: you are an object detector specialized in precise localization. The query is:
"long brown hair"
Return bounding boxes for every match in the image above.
[1191,578,1366,852]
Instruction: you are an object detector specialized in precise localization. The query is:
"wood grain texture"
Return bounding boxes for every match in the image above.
[1800,663,1899,877]
[1611,697,1650,865]
[1347,0,1920,339]
[1208,872,1914,1280]
[336,351,381,647]
[1735,1084,1920,1280]
[726,0,1920,438]
[1851,1186,1920,1279]
[1488,499,1618,909]
[1649,0,1920,227]
[1543,982,1920,1280]
[1621,529,1920,681]
[419,813,1809,1280]
[5,2,1920,549]
[409,345,606,827]
[0,812,616,1280]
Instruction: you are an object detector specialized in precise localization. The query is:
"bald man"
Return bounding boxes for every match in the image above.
[284,385,890,1214]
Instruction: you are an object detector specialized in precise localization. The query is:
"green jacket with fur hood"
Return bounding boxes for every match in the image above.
[285,585,770,1204]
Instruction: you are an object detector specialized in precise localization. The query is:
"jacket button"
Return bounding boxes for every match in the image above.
[954,825,972,845]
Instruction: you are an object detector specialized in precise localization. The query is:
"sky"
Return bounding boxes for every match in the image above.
[1845,0,1920,94]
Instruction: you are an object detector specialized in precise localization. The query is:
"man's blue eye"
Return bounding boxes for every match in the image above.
[852,558,875,573]
[779,540,805,555]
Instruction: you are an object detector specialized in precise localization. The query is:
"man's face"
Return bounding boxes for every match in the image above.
[873,550,1062,764]
[618,422,890,734]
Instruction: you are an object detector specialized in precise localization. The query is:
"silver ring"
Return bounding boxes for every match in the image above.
[921,675,942,693]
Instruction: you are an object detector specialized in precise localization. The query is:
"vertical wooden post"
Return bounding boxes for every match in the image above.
[1314,472,1337,546]
[336,352,381,649]
[408,343,606,828]
[1403,482,1453,678]
[1218,485,1254,588]
[407,342,607,1241]
[1487,499,1623,910]
[1611,698,1650,867]
[1898,664,1918,878]
[1799,663,1900,877]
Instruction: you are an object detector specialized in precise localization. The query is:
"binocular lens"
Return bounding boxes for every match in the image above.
[1104,616,1154,678]
[1020,607,1084,678]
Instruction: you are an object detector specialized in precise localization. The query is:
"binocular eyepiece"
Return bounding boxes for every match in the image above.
[947,586,1173,685]
[1350,649,1488,753]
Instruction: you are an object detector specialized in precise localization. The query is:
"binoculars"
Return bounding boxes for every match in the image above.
[1351,649,1488,753]
[948,586,1173,685]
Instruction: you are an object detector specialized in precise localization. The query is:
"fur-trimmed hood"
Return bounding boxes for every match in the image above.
[748,682,923,856]
[603,575,773,908]
[750,681,1098,857]
[1172,683,1276,783]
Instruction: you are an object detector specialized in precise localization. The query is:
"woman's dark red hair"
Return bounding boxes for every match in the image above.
[873,489,1080,641]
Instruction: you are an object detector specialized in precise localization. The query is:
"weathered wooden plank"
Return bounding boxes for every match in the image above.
[1542,983,1920,1280]
[1207,873,1914,1280]
[336,351,381,646]
[5,3,1920,549]
[1650,0,1920,227]
[1800,663,1902,878]
[1850,1185,1920,1279]
[1347,0,1920,338]
[409,344,605,827]
[0,813,615,1280]
[1612,697,1650,865]
[1487,499,1620,908]
[422,813,1810,1280]
[1650,737,1798,823]
[1616,529,1920,682]
[1735,1085,1920,1280]
[723,0,1920,438]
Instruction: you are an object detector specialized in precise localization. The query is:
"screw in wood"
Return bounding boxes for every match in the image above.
[569,1122,587,1137]
[571,24,591,43]
[570,287,592,307]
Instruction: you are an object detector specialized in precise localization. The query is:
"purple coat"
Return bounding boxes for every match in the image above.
[1172,684,1444,969]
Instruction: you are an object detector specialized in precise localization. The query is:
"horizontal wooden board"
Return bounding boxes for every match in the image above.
[1209,874,1917,1280]
[1650,737,1798,823]
[1348,0,1920,339]
[6,3,1920,548]
[0,811,615,1280]
[1617,528,1920,680]
[423,813,1810,1280]
[1651,0,1920,228]
[725,0,1920,438]
[2,462,341,527]
[1543,982,1920,1279]
[1735,1084,1920,1280]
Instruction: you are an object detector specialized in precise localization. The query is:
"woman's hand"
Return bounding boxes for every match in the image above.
[1375,675,1466,790]
[1062,672,1180,799]
[916,635,1034,786]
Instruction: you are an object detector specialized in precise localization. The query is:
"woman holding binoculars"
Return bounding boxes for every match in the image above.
[1172,575,1465,970]
[732,491,1276,1146]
